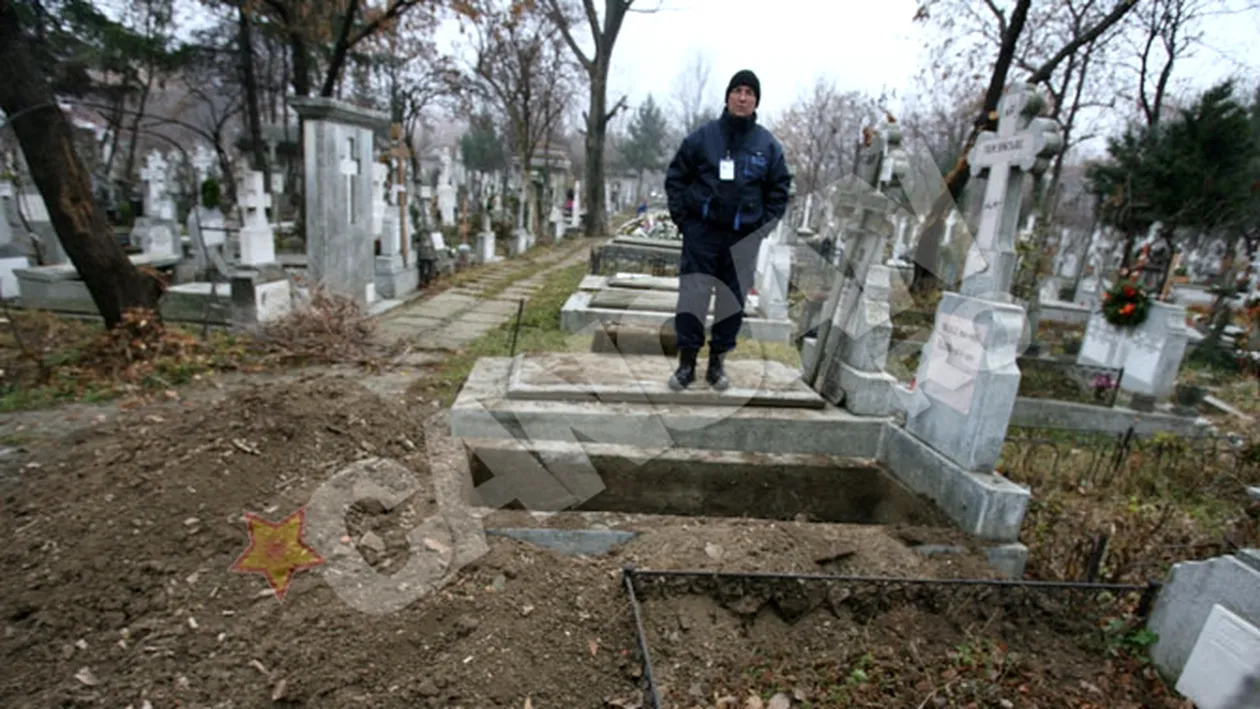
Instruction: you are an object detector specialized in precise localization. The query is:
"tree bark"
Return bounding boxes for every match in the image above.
[0,0,162,327]
[237,7,271,194]
[911,0,1138,293]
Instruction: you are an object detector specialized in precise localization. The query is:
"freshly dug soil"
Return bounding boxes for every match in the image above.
[0,372,1180,708]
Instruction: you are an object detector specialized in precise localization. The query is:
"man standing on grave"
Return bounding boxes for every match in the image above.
[664,69,792,391]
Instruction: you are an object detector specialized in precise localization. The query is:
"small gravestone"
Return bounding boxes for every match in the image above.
[1078,302,1190,400]
[1174,604,1260,709]
[236,170,275,266]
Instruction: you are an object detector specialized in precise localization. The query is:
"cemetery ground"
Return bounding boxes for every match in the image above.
[0,256,1256,707]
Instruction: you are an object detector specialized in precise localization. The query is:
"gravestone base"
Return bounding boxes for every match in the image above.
[821,361,900,417]
[131,218,180,258]
[476,232,501,265]
[228,264,293,326]
[509,230,530,258]
[239,223,276,266]
[160,281,232,324]
[374,254,419,300]
[902,292,1027,473]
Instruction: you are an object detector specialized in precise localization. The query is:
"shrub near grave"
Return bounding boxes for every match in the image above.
[1002,428,1260,585]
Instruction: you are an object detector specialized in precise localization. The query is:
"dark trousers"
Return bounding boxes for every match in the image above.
[674,225,763,354]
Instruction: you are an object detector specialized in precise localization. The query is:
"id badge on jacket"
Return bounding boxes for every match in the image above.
[719,158,734,181]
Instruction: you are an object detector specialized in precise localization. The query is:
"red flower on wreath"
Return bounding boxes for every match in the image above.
[1120,303,1136,315]
[1123,286,1135,297]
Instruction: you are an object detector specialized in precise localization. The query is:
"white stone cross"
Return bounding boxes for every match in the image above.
[961,83,1062,299]
[341,137,360,225]
[191,146,215,184]
[239,171,271,228]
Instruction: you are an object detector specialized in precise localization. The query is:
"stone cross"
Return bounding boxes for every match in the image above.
[854,126,886,187]
[340,136,361,225]
[961,83,1063,299]
[239,171,272,228]
[191,146,215,185]
[371,161,388,237]
[803,175,898,398]
[140,152,170,217]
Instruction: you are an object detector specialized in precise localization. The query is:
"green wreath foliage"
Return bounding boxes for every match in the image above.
[1102,278,1150,328]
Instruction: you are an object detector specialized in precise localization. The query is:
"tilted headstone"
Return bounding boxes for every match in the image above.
[802,176,901,415]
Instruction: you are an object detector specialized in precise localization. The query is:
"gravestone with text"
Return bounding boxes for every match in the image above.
[900,83,1062,472]
[291,96,388,305]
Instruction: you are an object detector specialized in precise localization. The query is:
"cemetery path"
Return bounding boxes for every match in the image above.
[372,239,596,350]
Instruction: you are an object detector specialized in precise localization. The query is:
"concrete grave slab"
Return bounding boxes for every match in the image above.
[560,291,793,344]
[504,352,824,408]
[607,273,680,291]
[451,357,889,458]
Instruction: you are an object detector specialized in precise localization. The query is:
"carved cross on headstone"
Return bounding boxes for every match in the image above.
[340,136,360,225]
[961,83,1063,300]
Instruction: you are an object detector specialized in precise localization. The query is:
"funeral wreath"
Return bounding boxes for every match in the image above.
[1101,278,1150,328]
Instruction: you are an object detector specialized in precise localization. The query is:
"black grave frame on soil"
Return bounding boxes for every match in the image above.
[619,566,1160,709]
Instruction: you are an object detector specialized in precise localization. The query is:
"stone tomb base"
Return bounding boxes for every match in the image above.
[561,277,794,344]
[15,253,183,314]
[157,265,293,327]
[375,254,420,301]
[449,352,1032,576]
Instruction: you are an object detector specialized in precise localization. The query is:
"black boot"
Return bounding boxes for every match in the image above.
[668,349,698,391]
[706,351,730,391]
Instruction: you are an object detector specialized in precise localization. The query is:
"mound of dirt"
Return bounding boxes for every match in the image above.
[0,371,1181,709]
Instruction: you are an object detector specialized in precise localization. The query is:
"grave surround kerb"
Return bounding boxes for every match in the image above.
[290,97,389,307]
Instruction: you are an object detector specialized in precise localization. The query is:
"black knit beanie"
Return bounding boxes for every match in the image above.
[726,70,760,107]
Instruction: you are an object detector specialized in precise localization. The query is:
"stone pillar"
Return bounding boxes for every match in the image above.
[291,97,388,306]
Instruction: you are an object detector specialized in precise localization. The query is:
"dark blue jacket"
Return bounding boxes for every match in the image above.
[665,109,792,238]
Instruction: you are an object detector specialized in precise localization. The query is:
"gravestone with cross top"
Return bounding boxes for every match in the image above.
[140,151,172,219]
[191,145,216,185]
[961,83,1063,300]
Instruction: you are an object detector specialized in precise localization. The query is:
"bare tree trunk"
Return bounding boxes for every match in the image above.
[910,0,1137,294]
[0,0,162,327]
[238,7,270,193]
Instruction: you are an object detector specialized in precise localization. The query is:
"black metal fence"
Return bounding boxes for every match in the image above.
[1002,424,1255,487]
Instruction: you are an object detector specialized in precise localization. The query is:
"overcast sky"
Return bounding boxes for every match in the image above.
[586,0,1260,156]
